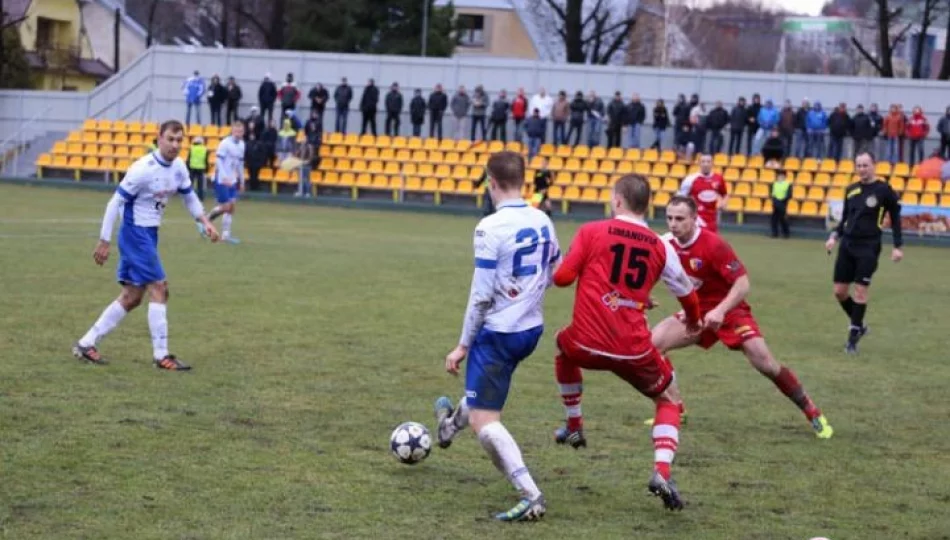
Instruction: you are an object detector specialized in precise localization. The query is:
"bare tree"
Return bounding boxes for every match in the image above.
[940,6,950,79]
[144,0,160,47]
[528,0,638,64]
[234,0,288,49]
[911,0,944,79]
[0,0,29,82]
[849,0,911,78]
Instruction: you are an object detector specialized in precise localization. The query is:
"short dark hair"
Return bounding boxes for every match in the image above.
[667,195,698,216]
[486,151,525,191]
[159,120,184,136]
[614,174,651,214]
[855,150,876,162]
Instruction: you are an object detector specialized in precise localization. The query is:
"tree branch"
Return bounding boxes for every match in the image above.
[581,0,606,28]
[851,36,883,74]
[597,16,636,64]
[541,0,567,22]
[235,5,271,40]
[1,15,28,29]
[889,21,913,54]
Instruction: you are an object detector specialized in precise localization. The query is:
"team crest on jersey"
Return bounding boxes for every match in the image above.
[697,189,719,203]
[601,291,644,312]
[689,258,703,271]
[726,260,741,272]
[865,195,878,208]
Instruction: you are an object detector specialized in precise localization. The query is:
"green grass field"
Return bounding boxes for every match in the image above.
[1,183,949,540]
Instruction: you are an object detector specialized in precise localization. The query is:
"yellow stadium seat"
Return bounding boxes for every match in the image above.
[451,165,469,179]
[111,132,128,145]
[653,191,671,206]
[114,147,131,160]
[98,157,115,171]
[580,187,599,201]
[82,131,97,143]
[66,131,82,142]
[590,147,607,160]
[572,145,590,159]
[142,122,157,134]
[50,141,66,155]
[113,158,129,171]
[661,178,678,193]
[752,184,769,198]
[581,159,598,173]
[813,173,831,187]
[747,155,764,169]
[321,171,339,185]
[745,198,763,213]
[729,154,747,168]
[599,189,611,202]
[539,143,556,157]
[591,174,608,187]
[409,150,426,163]
[406,137,423,150]
[353,173,371,187]
[574,172,590,186]
[607,147,624,160]
[429,150,445,164]
[652,163,669,177]
[387,136,405,148]
[555,144,572,158]
[920,193,938,206]
[800,158,818,172]
[924,180,942,193]
[67,155,83,169]
[67,142,83,155]
[364,147,381,161]
[356,134,374,147]
[435,178,452,192]
[795,172,813,185]
[336,172,354,186]
[548,157,564,170]
[831,173,850,187]
[837,160,854,174]
[97,145,113,157]
[792,185,806,200]
[97,131,113,144]
[740,169,757,182]
[418,163,435,176]
[660,150,676,163]
[906,178,923,193]
[888,176,905,191]
[801,201,820,216]
[434,164,450,178]
[52,155,68,168]
[555,172,572,185]
[713,153,729,167]
[669,164,686,178]
[783,157,801,170]
[94,119,111,132]
[602,161,618,174]
[82,119,96,131]
[819,159,836,172]
[456,180,473,193]
[874,162,891,176]
[564,158,581,172]
[36,153,52,167]
[562,185,580,201]
[634,162,650,175]
[726,197,743,211]
[807,187,825,201]
[827,187,844,200]
[733,183,751,197]
[786,200,799,214]
[548,186,563,200]
[723,168,739,181]
[893,163,910,176]
[901,192,918,205]
[759,168,776,183]
[399,176,418,190]
[368,161,386,174]
[941,196,950,207]
[129,133,144,146]
[80,143,96,156]
[442,151,460,164]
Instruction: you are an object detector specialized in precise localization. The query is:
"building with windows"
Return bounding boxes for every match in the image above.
[435,0,551,61]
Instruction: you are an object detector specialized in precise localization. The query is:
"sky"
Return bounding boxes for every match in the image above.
[682,0,827,16]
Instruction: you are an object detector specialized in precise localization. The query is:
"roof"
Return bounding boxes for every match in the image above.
[2,0,32,23]
[24,51,114,80]
[92,0,148,39]
[435,0,514,9]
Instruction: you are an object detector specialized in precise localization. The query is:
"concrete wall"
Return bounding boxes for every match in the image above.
[0,91,87,144]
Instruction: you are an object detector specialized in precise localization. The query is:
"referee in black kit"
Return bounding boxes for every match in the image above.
[824,151,904,354]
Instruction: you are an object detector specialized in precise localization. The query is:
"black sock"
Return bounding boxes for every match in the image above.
[850,302,867,329]
[839,297,855,317]
[208,208,223,221]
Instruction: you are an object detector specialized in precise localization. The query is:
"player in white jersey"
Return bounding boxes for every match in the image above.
[433,151,560,522]
[199,120,245,243]
[73,120,220,371]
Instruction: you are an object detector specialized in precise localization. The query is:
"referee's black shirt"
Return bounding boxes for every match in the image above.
[834,179,903,248]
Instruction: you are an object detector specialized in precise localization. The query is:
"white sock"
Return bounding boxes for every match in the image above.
[477,421,542,499]
[78,301,128,347]
[148,303,168,360]
[222,213,232,237]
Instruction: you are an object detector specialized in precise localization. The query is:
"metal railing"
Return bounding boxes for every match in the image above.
[0,106,54,178]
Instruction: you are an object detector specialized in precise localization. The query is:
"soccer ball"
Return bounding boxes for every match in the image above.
[389,421,431,465]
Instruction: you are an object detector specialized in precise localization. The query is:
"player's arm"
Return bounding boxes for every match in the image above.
[93,166,143,264]
[456,226,499,352]
[705,241,749,329]
[884,184,903,260]
[659,240,701,330]
[545,222,562,288]
[552,225,588,287]
[718,177,729,209]
[215,145,231,184]
[826,192,849,251]
[677,175,694,196]
[177,165,219,241]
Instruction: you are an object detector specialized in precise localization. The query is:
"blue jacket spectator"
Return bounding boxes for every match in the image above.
[182,71,206,124]
[806,102,828,133]
[756,99,780,131]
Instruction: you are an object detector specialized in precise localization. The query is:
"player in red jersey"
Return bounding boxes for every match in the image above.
[647,195,834,439]
[551,174,702,511]
[678,154,727,233]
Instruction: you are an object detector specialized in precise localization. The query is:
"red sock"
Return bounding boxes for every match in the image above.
[652,400,680,480]
[555,354,584,431]
[772,366,821,420]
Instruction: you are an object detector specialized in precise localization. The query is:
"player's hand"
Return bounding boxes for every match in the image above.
[646,297,659,310]
[445,345,468,376]
[684,319,703,336]
[824,236,836,254]
[891,247,903,263]
[93,240,110,265]
[202,219,221,243]
[703,308,724,332]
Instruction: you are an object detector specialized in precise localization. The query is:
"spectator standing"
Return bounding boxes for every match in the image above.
[186,136,208,201]
[793,99,809,158]
[806,102,828,159]
[182,70,206,125]
[746,93,762,154]
[937,106,950,159]
[309,83,329,120]
[868,103,883,157]
[471,85,489,140]
[428,84,448,140]
[728,97,747,155]
[566,91,587,146]
[207,75,226,126]
[770,173,791,239]
[451,86,471,140]
[334,77,353,133]
[409,89,427,137]
[652,99,669,150]
[226,76,242,124]
[828,103,851,162]
[244,132,269,192]
[705,100,728,154]
[606,92,625,148]
[551,91,570,145]
[360,79,379,136]
[851,105,875,157]
[258,74,277,125]
[490,90,510,142]
[779,100,795,157]
[511,88,528,142]
[384,82,403,137]
[278,73,300,117]
[672,93,690,138]
[529,88,553,142]
[524,109,545,158]
[304,110,322,146]
[906,106,930,166]
[277,118,297,162]
[753,98,778,155]
[296,142,315,198]
[761,128,785,167]
[586,91,604,147]
[626,93,646,149]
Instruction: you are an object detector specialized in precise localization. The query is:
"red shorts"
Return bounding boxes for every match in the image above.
[555,325,673,398]
[676,307,762,350]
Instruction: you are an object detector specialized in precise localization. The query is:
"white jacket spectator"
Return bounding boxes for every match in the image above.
[530,89,554,119]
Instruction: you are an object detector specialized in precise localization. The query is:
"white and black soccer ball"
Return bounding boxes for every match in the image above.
[389,421,431,465]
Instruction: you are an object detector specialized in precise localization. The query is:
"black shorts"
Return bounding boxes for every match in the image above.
[833,239,882,286]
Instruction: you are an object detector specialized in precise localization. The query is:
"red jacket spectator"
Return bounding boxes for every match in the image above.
[882,105,904,138]
[906,107,929,140]
[511,94,527,121]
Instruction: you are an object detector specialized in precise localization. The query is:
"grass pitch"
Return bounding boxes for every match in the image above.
[1,183,949,540]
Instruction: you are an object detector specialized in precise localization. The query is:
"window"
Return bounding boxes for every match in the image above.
[457,14,486,47]
[36,17,54,49]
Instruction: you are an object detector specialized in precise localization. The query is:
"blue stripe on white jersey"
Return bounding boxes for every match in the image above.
[473,200,561,334]
[115,153,192,228]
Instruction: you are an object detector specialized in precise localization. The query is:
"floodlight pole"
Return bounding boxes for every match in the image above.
[422,0,429,57]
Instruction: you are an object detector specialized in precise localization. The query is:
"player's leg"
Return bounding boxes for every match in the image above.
[221,197,239,244]
[740,337,832,438]
[74,284,144,364]
[146,281,189,371]
[642,315,702,425]
[612,348,685,510]
[552,328,587,448]
[845,248,877,352]
[458,329,546,521]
